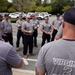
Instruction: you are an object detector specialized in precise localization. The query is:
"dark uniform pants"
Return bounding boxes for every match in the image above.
[16,30,24,47]
[51,29,58,41]
[2,33,13,45]
[41,33,50,46]
[23,35,33,55]
[33,29,38,46]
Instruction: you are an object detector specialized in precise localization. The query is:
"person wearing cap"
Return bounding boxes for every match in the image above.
[35,7,75,75]
[2,14,13,45]
[30,14,40,47]
[40,17,52,46]
[16,14,25,51]
[51,13,62,41]
[22,15,35,59]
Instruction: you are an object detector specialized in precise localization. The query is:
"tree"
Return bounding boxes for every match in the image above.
[35,6,45,12]
[50,0,73,14]
[13,0,32,12]
[0,0,9,12]
[62,6,71,12]
[8,7,16,12]
[36,0,41,6]
[29,1,36,12]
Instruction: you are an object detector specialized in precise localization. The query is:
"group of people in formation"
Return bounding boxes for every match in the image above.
[0,13,62,59]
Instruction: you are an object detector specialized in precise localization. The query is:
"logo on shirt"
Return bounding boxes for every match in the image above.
[53,58,74,75]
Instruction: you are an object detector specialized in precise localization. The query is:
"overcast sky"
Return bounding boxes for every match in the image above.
[7,0,12,3]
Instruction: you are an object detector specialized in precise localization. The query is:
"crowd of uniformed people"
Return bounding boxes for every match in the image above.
[0,13,62,59]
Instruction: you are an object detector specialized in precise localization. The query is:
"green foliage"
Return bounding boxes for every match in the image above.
[50,0,73,14]
[36,0,41,6]
[29,2,36,12]
[35,6,45,12]
[8,7,16,13]
[62,6,71,12]
[0,0,9,12]
[45,6,52,13]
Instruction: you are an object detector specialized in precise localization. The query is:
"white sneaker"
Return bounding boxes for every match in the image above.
[24,55,28,59]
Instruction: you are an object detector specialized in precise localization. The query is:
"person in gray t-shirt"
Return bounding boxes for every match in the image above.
[40,17,52,46]
[0,40,23,75]
[35,8,75,75]
[30,14,40,47]
[16,15,25,50]
[55,25,62,40]
[51,13,62,41]
[2,14,13,45]
[22,15,35,59]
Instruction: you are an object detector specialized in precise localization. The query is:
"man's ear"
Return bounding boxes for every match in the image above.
[62,20,65,28]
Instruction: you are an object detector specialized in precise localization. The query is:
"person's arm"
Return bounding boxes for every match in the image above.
[16,20,22,28]
[22,23,33,34]
[55,25,62,40]
[6,46,23,68]
[35,67,45,75]
[40,25,47,34]
[35,47,46,75]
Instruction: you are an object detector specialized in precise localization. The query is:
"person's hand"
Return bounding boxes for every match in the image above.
[37,25,40,28]
[3,34,7,37]
[47,32,50,35]
[18,25,21,28]
[29,31,32,34]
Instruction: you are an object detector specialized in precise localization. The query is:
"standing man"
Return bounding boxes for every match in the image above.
[40,17,52,46]
[16,14,24,50]
[22,15,34,59]
[2,14,13,45]
[51,13,62,41]
[30,14,40,47]
[35,7,75,75]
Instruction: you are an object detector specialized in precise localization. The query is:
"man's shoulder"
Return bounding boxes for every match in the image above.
[0,41,12,50]
[41,39,63,52]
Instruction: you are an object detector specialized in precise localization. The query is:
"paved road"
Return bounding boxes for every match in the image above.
[12,16,62,74]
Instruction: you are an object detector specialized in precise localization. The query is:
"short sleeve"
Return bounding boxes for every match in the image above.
[16,20,19,25]
[52,20,54,25]
[56,25,62,38]
[6,47,22,67]
[41,24,44,29]
[35,47,45,70]
[22,22,26,31]
[37,20,40,25]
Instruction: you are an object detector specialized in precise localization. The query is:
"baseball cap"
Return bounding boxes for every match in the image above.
[44,16,49,20]
[31,14,35,17]
[56,13,60,17]
[4,14,9,17]
[63,7,75,25]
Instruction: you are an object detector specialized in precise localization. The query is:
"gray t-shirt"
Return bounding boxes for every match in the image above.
[30,19,39,28]
[35,39,75,75]
[0,41,22,75]
[56,25,62,38]
[22,21,34,35]
[16,19,25,30]
[52,19,62,30]
[2,20,12,33]
[41,22,52,32]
